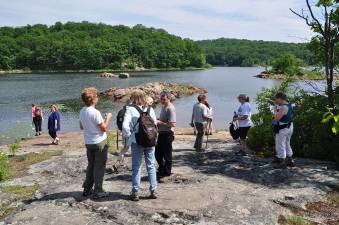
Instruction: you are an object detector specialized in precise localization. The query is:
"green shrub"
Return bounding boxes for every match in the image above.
[0,163,7,181]
[7,140,21,156]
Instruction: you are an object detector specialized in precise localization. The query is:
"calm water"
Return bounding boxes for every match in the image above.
[0,67,280,140]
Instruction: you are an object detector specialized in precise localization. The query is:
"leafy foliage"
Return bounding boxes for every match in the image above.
[197,38,314,67]
[0,22,206,71]
[271,54,304,76]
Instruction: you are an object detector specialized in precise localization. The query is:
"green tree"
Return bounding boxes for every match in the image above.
[270,53,304,76]
[290,0,338,107]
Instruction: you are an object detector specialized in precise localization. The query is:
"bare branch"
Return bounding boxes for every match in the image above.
[306,0,325,35]
[303,80,326,93]
[289,8,312,26]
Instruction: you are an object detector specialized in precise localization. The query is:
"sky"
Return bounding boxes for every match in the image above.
[0,0,314,42]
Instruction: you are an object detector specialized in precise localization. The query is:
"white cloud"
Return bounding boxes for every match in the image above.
[0,0,314,42]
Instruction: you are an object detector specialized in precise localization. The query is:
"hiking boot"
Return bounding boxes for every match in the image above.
[286,157,295,167]
[159,175,172,183]
[272,158,287,169]
[272,156,279,163]
[235,150,247,156]
[82,189,93,197]
[93,191,109,199]
[130,192,139,201]
[149,191,158,199]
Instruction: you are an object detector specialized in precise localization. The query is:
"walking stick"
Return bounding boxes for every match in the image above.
[116,129,119,150]
[205,120,211,149]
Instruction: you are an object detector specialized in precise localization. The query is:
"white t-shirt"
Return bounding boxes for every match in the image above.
[237,102,252,127]
[193,103,207,124]
[80,106,107,144]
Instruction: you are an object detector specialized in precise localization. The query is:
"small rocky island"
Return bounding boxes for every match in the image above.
[100,72,130,79]
[100,82,207,103]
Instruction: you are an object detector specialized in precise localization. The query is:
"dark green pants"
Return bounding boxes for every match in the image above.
[194,122,205,151]
[83,140,108,193]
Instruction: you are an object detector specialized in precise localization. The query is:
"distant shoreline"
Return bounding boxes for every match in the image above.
[254,70,338,81]
[0,67,208,75]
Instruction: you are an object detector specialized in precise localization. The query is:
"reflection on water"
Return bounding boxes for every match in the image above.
[1,67,281,138]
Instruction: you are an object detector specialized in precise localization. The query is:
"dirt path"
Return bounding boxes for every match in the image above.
[0,130,338,225]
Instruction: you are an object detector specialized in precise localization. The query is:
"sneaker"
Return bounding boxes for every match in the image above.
[286,157,295,167]
[55,137,60,145]
[93,191,109,199]
[39,132,42,135]
[272,158,287,169]
[149,191,157,199]
[272,156,279,163]
[35,133,39,136]
[130,192,139,201]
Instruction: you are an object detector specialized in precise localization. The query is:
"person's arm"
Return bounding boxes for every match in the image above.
[191,105,195,125]
[80,121,84,130]
[97,112,112,132]
[237,104,250,120]
[273,106,288,121]
[122,108,132,137]
[202,106,209,120]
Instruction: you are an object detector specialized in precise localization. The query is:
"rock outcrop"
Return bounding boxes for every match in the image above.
[118,73,130,78]
[100,72,118,78]
[100,82,207,103]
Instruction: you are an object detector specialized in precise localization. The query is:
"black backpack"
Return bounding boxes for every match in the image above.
[133,106,158,147]
[229,122,240,140]
[116,106,127,131]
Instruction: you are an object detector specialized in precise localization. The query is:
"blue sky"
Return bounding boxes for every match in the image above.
[0,0,313,42]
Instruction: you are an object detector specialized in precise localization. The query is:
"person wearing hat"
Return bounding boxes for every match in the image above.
[234,94,252,155]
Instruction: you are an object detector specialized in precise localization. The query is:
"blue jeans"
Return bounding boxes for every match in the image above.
[131,143,157,193]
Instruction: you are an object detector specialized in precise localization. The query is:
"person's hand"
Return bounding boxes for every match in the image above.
[233,117,237,122]
[105,112,112,119]
[189,122,194,127]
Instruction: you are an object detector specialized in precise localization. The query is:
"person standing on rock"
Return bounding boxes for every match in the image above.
[191,94,209,152]
[80,87,112,199]
[204,101,213,135]
[156,91,176,182]
[32,104,43,136]
[48,104,61,145]
[234,94,252,155]
[272,92,294,168]
[122,90,158,201]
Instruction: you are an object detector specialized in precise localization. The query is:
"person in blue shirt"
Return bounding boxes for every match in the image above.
[48,104,61,145]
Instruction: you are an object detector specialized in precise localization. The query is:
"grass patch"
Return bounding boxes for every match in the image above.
[0,183,39,219]
[0,150,63,181]
[278,215,316,225]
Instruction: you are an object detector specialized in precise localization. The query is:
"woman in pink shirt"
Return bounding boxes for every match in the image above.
[32,104,43,136]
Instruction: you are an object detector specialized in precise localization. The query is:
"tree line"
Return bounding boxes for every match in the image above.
[196,38,315,67]
[0,22,206,71]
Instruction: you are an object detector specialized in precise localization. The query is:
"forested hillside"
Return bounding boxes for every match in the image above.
[0,22,206,71]
[197,38,314,67]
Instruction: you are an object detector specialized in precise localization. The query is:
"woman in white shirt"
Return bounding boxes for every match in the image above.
[234,94,252,155]
[122,90,157,201]
[79,87,112,199]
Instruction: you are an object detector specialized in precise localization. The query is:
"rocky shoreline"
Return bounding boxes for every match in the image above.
[0,131,338,224]
[100,82,207,104]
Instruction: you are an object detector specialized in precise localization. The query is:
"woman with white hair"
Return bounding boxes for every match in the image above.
[122,90,158,201]
[234,94,252,155]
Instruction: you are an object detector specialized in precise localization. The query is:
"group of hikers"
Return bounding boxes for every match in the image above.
[31,104,61,145]
[76,87,295,200]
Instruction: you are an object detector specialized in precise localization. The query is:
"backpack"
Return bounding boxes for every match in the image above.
[133,106,158,147]
[116,106,127,131]
[229,121,240,140]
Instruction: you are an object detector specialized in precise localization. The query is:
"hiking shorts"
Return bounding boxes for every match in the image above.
[239,126,251,139]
